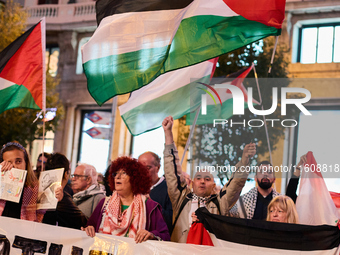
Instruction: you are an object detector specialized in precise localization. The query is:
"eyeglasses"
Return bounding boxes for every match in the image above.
[112,171,128,178]
[37,159,47,164]
[71,174,88,179]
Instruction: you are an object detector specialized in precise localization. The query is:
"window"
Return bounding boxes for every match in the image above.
[38,0,58,4]
[46,45,59,77]
[76,37,90,74]
[298,23,340,64]
[77,110,112,174]
[131,128,165,175]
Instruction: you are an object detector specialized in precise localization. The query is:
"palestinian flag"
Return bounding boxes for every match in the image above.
[82,0,285,105]
[0,18,46,114]
[296,152,340,226]
[186,64,259,125]
[119,59,218,136]
[194,207,340,254]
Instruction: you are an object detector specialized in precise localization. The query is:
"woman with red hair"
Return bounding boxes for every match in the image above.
[82,156,170,243]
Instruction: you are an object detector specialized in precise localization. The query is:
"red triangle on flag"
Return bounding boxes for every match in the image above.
[223,0,286,29]
[186,222,214,246]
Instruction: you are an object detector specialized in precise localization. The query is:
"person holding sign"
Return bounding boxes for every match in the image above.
[0,142,45,221]
[42,153,87,229]
[82,157,170,243]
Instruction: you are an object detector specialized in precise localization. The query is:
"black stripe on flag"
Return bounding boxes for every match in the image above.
[196,207,340,251]
[226,66,251,79]
[0,22,39,74]
[96,0,194,26]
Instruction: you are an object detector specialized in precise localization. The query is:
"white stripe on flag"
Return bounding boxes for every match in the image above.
[119,60,214,114]
[209,233,340,255]
[296,166,340,226]
[0,77,16,90]
[82,0,237,63]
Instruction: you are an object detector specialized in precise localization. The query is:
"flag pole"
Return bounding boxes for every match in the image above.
[181,107,200,165]
[268,36,279,74]
[108,96,118,164]
[41,17,46,172]
[253,65,272,165]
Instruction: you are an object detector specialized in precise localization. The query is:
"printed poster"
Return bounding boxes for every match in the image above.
[37,168,64,210]
[0,167,27,203]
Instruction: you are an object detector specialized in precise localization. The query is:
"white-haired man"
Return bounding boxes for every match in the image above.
[72,163,105,218]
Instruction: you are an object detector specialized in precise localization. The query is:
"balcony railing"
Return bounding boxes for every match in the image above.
[27,2,96,25]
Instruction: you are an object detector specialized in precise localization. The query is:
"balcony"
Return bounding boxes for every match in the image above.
[26,2,96,25]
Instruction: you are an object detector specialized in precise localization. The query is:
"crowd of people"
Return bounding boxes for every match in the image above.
[0,116,303,244]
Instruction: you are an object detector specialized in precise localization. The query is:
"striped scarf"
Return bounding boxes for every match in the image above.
[99,192,146,238]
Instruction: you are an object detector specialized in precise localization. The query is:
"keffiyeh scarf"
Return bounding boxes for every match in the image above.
[99,192,147,238]
[0,183,45,222]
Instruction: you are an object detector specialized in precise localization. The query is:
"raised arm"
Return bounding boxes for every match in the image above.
[286,153,307,203]
[219,143,256,215]
[162,116,186,210]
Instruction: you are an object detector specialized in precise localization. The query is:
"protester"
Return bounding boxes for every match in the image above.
[72,163,105,218]
[35,152,51,179]
[82,156,170,243]
[43,153,88,229]
[162,116,256,242]
[97,172,106,193]
[266,195,299,223]
[0,142,45,221]
[103,164,113,196]
[229,161,280,220]
[286,153,307,203]
[138,151,173,234]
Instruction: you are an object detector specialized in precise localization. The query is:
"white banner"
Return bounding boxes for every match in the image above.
[0,216,338,255]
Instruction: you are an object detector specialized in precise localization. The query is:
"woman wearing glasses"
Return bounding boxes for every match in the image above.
[82,156,170,243]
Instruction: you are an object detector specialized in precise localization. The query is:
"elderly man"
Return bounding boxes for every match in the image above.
[162,116,256,243]
[72,163,105,218]
[229,161,280,220]
[138,151,173,234]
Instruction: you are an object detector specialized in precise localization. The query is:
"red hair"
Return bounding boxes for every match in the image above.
[109,156,151,195]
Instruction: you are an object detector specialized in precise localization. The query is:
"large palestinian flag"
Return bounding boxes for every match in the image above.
[82,0,285,105]
[0,18,46,114]
[194,208,340,254]
[119,58,218,136]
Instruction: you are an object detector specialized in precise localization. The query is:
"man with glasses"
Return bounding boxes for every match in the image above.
[229,161,280,220]
[72,163,105,218]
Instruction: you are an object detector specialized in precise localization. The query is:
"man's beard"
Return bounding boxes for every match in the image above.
[257,178,273,190]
